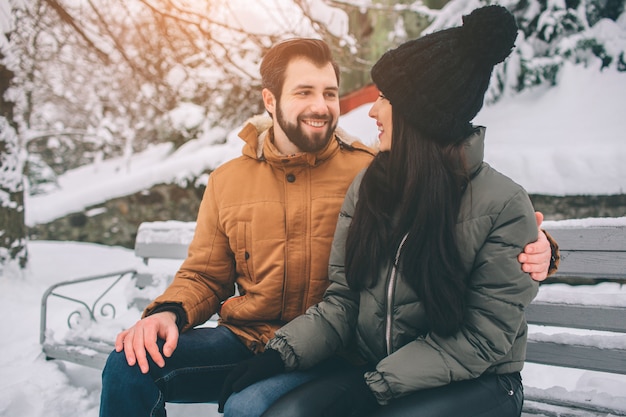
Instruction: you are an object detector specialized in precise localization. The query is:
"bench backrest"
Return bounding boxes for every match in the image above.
[134,221,197,263]
[131,219,626,375]
[544,218,626,279]
[525,217,626,375]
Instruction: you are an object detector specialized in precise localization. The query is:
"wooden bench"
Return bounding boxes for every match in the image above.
[40,218,626,415]
[522,217,626,417]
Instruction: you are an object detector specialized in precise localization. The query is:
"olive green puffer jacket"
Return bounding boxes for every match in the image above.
[266,127,539,404]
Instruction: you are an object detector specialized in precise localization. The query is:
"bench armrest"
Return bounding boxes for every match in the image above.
[40,269,136,345]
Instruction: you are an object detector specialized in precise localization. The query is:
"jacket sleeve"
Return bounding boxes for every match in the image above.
[266,173,363,370]
[365,189,540,404]
[143,173,236,331]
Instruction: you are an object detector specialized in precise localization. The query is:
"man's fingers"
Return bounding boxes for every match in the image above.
[535,211,544,228]
[529,212,546,255]
[118,313,179,374]
[145,331,165,369]
[522,263,549,281]
[524,229,550,258]
[115,329,130,352]
[530,271,548,281]
[536,227,550,253]
[122,329,137,366]
[521,256,543,272]
[132,326,153,374]
[521,233,551,282]
[162,330,179,358]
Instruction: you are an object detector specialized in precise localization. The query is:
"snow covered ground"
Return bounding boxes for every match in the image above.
[0,241,219,417]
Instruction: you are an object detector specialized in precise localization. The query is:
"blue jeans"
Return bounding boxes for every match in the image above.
[99,325,324,417]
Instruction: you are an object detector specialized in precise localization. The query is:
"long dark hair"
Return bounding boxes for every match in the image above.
[345,111,470,337]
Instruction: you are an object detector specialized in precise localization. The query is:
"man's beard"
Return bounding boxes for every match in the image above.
[276,103,336,153]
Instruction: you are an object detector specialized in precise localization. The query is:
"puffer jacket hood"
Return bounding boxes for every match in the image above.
[145,115,374,352]
[267,127,539,402]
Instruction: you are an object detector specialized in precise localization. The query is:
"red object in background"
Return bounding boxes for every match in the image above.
[340,84,378,115]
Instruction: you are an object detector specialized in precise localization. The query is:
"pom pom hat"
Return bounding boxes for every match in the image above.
[370,5,518,145]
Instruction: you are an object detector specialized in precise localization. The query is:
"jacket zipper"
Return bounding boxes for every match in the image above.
[386,234,409,356]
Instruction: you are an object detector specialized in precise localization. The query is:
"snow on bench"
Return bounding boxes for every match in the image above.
[134,221,197,264]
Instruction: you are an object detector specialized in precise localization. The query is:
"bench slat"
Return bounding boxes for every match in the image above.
[133,221,196,262]
[526,302,626,332]
[552,251,626,278]
[523,392,626,417]
[43,342,109,369]
[547,226,626,251]
[134,241,189,261]
[526,341,626,375]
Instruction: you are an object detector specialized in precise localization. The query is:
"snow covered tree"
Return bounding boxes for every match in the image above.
[310,0,624,104]
[396,0,625,103]
[513,0,625,83]
[10,0,626,184]
[14,0,350,180]
[313,0,435,94]
[1,0,28,273]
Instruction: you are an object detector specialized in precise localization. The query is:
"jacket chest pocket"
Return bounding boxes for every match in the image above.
[235,222,256,282]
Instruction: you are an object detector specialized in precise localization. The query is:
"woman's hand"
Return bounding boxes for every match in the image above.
[218,349,285,412]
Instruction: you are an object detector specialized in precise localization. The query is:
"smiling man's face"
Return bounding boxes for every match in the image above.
[266,57,340,154]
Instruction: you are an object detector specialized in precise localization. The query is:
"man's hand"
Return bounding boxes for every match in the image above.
[519,211,552,282]
[114,311,179,374]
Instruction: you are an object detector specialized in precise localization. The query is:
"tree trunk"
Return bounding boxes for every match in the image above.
[0,61,28,272]
[337,0,440,94]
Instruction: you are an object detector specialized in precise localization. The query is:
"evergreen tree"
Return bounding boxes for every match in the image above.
[321,0,624,103]
[421,0,625,103]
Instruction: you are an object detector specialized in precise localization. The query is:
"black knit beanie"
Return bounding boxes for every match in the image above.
[370,5,518,145]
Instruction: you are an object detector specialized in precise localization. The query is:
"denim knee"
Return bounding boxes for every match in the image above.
[102,350,140,386]
[100,349,164,417]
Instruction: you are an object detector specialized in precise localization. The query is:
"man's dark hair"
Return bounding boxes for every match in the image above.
[260,38,340,98]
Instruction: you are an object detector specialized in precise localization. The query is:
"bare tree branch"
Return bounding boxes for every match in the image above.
[42,0,111,64]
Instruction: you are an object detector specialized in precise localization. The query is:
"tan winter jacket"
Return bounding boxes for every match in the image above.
[144,116,375,352]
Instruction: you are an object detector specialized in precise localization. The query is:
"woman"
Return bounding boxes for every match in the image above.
[220,5,539,416]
